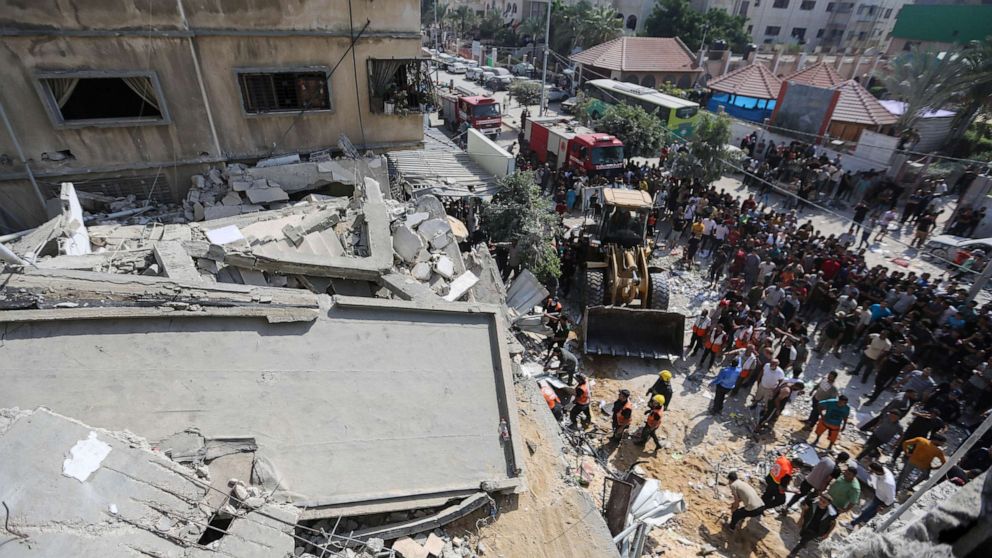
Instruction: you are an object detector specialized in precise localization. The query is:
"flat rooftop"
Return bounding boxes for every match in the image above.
[0,295,523,515]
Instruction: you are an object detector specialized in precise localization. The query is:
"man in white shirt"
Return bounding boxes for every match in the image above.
[751,359,785,408]
[846,462,895,528]
[758,261,777,287]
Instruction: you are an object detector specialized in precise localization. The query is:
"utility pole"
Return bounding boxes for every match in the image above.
[538,0,551,116]
[968,258,992,301]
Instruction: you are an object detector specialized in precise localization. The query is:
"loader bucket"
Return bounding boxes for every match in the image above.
[582,306,685,359]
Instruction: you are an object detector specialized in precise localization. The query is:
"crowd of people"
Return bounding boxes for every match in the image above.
[521,136,992,555]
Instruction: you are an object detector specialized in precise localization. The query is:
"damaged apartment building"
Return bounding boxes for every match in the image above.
[0,0,434,232]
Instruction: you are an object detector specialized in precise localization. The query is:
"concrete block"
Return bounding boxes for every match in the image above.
[203,205,242,220]
[424,533,445,557]
[246,187,290,205]
[443,271,479,302]
[412,262,432,281]
[231,180,251,192]
[393,225,424,263]
[282,225,305,247]
[236,268,268,287]
[193,202,205,221]
[252,179,269,189]
[221,191,243,206]
[417,219,450,243]
[153,241,202,284]
[433,255,455,279]
[392,537,428,558]
[406,212,430,229]
[430,233,451,250]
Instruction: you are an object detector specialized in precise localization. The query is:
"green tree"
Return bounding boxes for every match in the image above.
[549,0,623,56]
[481,172,561,282]
[478,10,505,40]
[509,80,543,106]
[882,45,965,131]
[668,113,733,186]
[446,5,478,38]
[595,102,666,158]
[642,0,749,52]
[947,38,992,144]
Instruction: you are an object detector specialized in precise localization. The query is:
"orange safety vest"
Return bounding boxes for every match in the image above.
[646,408,663,430]
[692,317,710,337]
[615,400,633,427]
[769,455,793,484]
[541,385,560,410]
[705,332,726,353]
[575,383,590,405]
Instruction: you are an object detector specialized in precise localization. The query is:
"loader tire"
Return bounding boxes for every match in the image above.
[585,269,606,307]
[647,273,670,311]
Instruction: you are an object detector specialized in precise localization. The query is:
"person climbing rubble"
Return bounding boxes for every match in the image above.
[610,389,633,442]
[568,374,592,430]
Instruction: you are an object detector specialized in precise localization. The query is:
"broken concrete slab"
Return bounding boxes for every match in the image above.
[204,205,243,221]
[411,262,432,281]
[0,295,524,517]
[392,537,429,558]
[59,182,91,256]
[154,241,203,284]
[379,273,443,303]
[393,225,424,263]
[417,219,450,244]
[406,212,429,229]
[433,255,455,279]
[424,533,445,556]
[246,186,290,205]
[443,271,479,303]
[221,191,243,206]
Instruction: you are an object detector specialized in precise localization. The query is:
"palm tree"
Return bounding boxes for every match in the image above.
[447,5,478,39]
[478,10,505,40]
[520,16,546,65]
[882,45,965,130]
[578,5,624,49]
[947,38,992,143]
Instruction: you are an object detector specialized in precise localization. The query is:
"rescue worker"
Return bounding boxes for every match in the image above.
[687,310,711,355]
[610,389,633,442]
[539,380,563,422]
[646,370,674,410]
[764,455,804,512]
[544,315,570,363]
[699,325,727,369]
[634,395,665,449]
[569,374,592,430]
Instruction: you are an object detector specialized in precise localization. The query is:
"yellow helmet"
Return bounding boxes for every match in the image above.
[659,370,672,381]
[652,394,666,407]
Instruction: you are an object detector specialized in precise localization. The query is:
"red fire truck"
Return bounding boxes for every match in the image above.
[440,93,503,138]
[524,116,624,176]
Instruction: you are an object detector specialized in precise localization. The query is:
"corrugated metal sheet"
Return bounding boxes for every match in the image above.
[387,126,502,198]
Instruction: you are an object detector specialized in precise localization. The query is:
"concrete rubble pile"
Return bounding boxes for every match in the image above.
[1,159,491,305]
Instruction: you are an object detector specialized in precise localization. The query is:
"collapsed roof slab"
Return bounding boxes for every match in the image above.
[0,295,525,518]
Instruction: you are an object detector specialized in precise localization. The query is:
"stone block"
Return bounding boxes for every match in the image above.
[221,191,243,206]
[406,212,430,229]
[417,219,450,243]
[393,225,424,263]
[246,187,290,204]
[231,180,251,192]
[443,271,479,302]
[391,537,428,558]
[433,255,455,279]
[412,261,432,281]
[424,533,445,557]
[203,205,242,220]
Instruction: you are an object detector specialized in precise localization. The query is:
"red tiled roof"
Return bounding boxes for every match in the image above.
[830,80,899,126]
[783,62,844,88]
[707,63,783,99]
[569,37,700,73]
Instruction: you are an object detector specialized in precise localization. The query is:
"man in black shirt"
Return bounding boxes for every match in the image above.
[789,494,838,557]
[864,351,914,403]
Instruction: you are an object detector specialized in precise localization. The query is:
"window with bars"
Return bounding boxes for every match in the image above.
[765,26,781,36]
[237,71,331,114]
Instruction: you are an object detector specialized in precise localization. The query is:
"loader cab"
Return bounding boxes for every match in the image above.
[596,189,651,249]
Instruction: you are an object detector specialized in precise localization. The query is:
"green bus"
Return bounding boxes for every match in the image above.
[582,78,700,138]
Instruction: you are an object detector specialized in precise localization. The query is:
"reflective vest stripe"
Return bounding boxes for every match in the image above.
[646,409,663,430]
[541,386,559,409]
[770,455,793,484]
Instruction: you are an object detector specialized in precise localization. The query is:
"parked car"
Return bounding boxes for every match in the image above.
[544,86,570,102]
[465,66,484,81]
[924,235,992,263]
[448,62,467,74]
[487,75,513,90]
[512,62,535,77]
[480,71,496,85]
[476,66,496,82]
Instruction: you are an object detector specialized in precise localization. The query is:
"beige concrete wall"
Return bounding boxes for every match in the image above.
[196,35,423,159]
[0,0,419,34]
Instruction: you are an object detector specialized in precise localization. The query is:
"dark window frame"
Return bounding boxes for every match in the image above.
[34,69,170,129]
[765,26,782,36]
[773,0,789,8]
[234,66,333,117]
[800,0,816,10]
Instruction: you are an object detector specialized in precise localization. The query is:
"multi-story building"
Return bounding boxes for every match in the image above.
[0,0,424,229]
[726,0,912,51]
[887,3,992,53]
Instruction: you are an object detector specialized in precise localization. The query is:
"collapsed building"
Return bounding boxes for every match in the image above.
[0,153,533,557]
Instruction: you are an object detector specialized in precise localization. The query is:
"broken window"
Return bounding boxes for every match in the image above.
[238,70,331,114]
[38,74,166,126]
[368,59,434,115]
